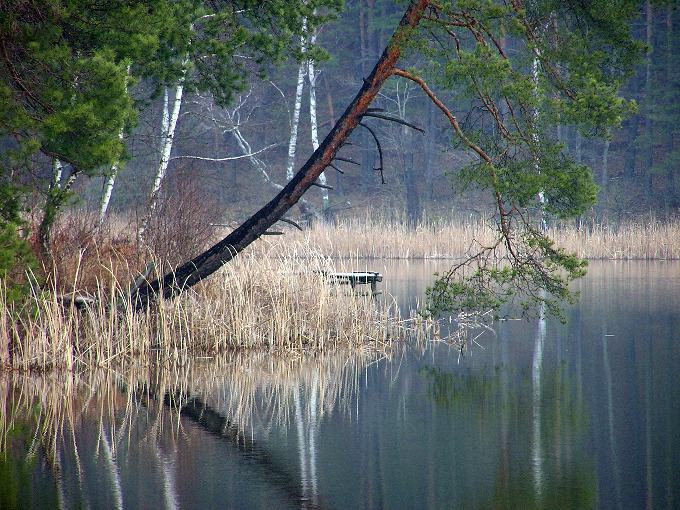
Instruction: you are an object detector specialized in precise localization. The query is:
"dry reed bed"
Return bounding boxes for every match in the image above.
[266,217,680,260]
[1,249,426,372]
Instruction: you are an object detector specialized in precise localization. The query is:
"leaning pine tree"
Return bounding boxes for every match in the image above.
[131,0,643,318]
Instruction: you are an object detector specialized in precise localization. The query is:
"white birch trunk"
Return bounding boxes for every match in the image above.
[98,171,117,227]
[307,28,329,212]
[97,66,130,228]
[51,159,63,189]
[532,52,547,230]
[285,19,308,181]
[139,83,184,242]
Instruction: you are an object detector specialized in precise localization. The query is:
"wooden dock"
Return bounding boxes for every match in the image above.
[322,271,383,295]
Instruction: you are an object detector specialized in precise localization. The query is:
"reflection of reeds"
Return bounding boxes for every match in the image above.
[263,217,680,260]
[0,349,385,457]
[1,246,432,370]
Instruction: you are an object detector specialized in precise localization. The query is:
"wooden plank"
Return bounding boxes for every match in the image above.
[322,271,383,285]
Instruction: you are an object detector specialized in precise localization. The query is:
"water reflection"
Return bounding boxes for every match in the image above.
[1,261,679,509]
[0,350,380,510]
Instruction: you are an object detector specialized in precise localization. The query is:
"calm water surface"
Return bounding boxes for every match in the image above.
[1,261,679,509]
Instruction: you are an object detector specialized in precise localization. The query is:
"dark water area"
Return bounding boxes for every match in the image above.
[1,261,679,509]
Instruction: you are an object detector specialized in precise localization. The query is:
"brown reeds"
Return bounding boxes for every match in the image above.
[264,216,680,260]
[0,244,433,371]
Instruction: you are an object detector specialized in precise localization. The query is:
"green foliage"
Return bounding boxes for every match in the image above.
[0,0,342,278]
[411,0,646,318]
[0,174,35,303]
[0,0,342,167]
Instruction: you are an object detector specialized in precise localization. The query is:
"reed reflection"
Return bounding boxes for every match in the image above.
[0,349,383,510]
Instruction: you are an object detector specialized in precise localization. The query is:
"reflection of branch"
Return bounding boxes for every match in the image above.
[168,394,331,510]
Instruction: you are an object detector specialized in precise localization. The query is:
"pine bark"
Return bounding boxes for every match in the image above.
[423,99,435,204]
[665,6,676,210]
[644,0,654,204]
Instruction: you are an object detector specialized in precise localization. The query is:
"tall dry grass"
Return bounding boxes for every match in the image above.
[0,245,436,371]
[545,221,680,260]
[265,216,680,260]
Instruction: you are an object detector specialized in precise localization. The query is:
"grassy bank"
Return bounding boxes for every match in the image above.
[4,213,675,371]
[266,217,680,260]
[1,249,433,371]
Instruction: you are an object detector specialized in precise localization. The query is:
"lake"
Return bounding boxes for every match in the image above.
[1,261,679,509]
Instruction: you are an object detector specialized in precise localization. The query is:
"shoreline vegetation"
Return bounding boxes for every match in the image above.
[261,216,680,261]
[1,213,678,372]
[1,248,437,371]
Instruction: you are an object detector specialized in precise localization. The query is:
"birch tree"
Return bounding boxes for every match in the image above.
[182,90,319,219]
[138,84,185,242]
[286,19,308,182]
[306,25,330,214]
[97,66,132,229]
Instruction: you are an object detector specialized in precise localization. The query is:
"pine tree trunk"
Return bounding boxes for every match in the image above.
[665,5,676,212]
[624,106,640,179]
[402,142,420,225]
[423,99,435,205]
[600,138,610,217]
[644,0,654,205]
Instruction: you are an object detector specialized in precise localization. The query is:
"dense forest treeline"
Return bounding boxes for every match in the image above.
[74,0,680,224]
